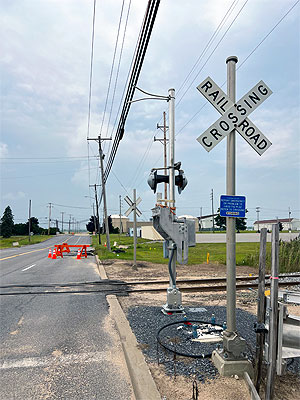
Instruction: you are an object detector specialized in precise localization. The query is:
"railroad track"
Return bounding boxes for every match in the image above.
[1,273,299,296]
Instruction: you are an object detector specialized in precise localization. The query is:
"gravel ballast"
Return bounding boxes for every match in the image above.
[126,304,300,382]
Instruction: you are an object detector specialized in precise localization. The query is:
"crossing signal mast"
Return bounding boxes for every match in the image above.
[147,88,195,314]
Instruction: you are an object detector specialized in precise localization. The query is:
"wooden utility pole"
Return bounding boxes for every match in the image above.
[90,184,101,245]
[155,111,169,205]
[28,199,31,242]
[88,136,111,251]
[48,202,52,235]
[119,195,122,237]
[61,212,65,233]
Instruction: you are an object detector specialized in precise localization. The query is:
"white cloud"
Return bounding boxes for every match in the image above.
[2,191,26,200]
[0,143,8,158]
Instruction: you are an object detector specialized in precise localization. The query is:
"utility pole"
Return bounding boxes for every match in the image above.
[88,136,111,251]
[90,184,101,245]
[256,206,260,232]
[48,202,52,235]
[69,214,72,234]
[56,219,58,232]
[119,195,122,236]
[61,212,65,233]
[155,111,169,206]
[133,189,137,266]
[288,207,292,232]
[210,189,215,233]
[28,199,31,242]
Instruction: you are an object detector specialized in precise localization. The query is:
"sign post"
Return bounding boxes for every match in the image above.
[124,190,142,267]
[196,56,272,377]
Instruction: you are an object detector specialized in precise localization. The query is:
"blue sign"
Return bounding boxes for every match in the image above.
[220,195,246,218]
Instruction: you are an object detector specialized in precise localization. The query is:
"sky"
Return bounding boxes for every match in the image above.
[1,0,299,231]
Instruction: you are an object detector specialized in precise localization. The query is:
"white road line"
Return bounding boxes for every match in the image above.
[74,236,81,245]
[1,351,106,369]
[22,264,36,272]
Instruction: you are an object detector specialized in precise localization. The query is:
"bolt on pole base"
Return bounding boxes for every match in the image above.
[161,288,184,314]
[212,349,254,378]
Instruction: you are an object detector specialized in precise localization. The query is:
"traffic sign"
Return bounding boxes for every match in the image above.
[124,195,142,217]
[220,195,246,218]
[196,77,272,155]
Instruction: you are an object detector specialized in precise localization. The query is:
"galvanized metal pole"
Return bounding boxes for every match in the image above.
[163,111,168,206]
[254,227,267,392]
[133,189,137,267]
[226,56,238,333]
[168,88,176,288]
[266,224,279,400]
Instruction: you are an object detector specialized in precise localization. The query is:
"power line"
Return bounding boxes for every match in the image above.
[238,0,300,71]
[176,0,299,137]
[177,0,239,96]
[105,0,132,153]
[103,0,161,183]
[51,203,91,210]
[176,0,249,108]
[99,0,126,138]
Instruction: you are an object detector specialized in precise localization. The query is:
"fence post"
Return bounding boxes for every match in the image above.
[265,224,279,400]
[254,228,267,392]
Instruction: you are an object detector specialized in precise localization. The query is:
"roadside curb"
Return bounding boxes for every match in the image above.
[95,256,161,400]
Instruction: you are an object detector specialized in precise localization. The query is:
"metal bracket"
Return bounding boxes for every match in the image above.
[152,206,188,264]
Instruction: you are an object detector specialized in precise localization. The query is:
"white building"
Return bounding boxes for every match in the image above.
[253,218,300,231]
[198,214,218,230]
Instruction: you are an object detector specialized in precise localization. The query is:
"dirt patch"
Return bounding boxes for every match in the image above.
[102,259,300,400]
[103,259,258,281]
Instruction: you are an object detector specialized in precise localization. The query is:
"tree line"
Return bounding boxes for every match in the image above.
[0,206,59,238]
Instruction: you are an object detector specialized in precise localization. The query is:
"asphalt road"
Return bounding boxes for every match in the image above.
[196,232,299,243]
[0,234,133,400]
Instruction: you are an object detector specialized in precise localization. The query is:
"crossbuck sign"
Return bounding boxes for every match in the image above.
[196,77,272,155]
[124,195,142,217]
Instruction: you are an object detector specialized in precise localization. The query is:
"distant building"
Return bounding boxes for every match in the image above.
[198,214,218,230]
[110,214,153,234]
[178,215,199,232]
[253,218,300,231]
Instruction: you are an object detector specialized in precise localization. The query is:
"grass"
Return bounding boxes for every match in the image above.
[92,234,268,267]
[0,235,54,249]
[243,238,300,273]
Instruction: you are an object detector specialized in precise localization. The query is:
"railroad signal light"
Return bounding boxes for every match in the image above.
[147,168,188,194]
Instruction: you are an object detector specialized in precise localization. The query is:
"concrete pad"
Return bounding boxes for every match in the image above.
[212,350,254,378]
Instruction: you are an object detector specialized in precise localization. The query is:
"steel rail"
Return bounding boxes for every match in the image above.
[1,279,299,296]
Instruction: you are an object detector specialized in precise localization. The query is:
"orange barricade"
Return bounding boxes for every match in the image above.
[54,243,90,258]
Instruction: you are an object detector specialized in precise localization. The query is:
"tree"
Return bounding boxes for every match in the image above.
[86,215,98,233]
[278,221,283,231]
[0,206,14,238]
[108,215,119,234]
[26,217,42,234]
[214,208,248,231]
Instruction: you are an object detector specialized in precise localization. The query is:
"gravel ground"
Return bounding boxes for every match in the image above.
[126,304,300,383]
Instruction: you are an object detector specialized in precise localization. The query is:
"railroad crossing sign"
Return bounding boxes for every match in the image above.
[124,195,142,217]
[196,77,272,155]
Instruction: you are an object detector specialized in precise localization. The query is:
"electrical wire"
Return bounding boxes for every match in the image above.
[105,0,132,148]
[177,0,239,96]
[176,0,249,108]
[104,0,161,184]
[99,0,126,138]
[176,0,299,136]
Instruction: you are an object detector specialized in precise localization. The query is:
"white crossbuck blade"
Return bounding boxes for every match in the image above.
[124,196,142,217]
[196,77,272,155]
